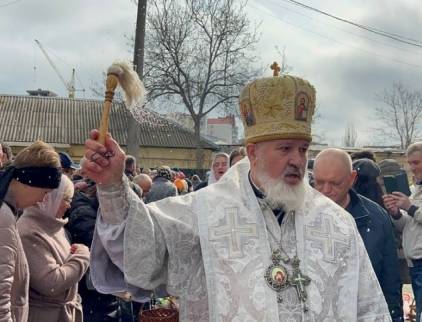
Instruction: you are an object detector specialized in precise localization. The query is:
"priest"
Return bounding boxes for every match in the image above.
[83,64,391,321]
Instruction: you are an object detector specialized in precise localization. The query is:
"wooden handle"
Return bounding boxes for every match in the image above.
[98,101,112,144]
[98,73,119,145]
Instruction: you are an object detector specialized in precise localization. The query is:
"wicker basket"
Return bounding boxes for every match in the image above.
[139,308,179,322]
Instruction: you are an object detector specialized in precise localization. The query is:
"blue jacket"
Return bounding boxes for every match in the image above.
[346,189,403,322]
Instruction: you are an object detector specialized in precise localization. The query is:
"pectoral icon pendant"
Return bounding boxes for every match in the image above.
[264,249,311,311]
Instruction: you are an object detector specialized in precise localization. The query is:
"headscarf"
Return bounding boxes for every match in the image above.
[156,166,172,181]
[0,165,61,208]
[37,175,73,218]
[174,178,188,194]
[208,153,230,185]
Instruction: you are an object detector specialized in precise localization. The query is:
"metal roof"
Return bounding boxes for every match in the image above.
[0,95,219,150]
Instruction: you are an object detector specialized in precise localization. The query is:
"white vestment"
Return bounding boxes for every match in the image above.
[91,159,391,321]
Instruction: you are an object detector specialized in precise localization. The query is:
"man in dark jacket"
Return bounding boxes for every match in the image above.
[313,148,403,322]
[66,183,99,246]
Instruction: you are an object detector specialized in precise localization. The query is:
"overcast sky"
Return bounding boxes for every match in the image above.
[1,0,422,146]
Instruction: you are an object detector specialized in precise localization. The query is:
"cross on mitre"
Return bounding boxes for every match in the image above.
[270,61,281,76]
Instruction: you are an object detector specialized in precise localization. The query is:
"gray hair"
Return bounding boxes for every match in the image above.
[407,141,422,157]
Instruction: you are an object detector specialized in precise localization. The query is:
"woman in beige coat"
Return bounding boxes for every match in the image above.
[0,141,62,322]
[17,175,90,322]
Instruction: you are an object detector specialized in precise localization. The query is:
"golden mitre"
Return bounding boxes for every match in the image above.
[239,62,316,143]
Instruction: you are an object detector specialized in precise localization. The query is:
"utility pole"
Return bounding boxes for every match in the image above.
[127,0,147,159]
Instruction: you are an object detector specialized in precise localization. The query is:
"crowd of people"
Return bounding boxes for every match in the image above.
[0,69,422,322]
[0,141,246,322]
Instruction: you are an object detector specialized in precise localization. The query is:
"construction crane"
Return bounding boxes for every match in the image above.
[34,39,81,99]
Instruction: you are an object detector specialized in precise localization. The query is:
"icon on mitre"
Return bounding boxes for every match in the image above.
[240,101,256,127]
[295,92,310,121]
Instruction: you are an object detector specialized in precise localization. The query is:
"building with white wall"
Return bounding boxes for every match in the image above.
[206,115,238,144]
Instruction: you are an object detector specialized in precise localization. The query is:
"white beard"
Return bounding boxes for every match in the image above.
[258,172,307,213]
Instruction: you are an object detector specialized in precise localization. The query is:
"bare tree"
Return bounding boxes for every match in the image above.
[374,82,422,149]
[343,122,358,147]
[143,0,260,169]
[275,45,293,75]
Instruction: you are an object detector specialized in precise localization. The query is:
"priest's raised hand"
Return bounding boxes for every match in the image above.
[82,129,125,186]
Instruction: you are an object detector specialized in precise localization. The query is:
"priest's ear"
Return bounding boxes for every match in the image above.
[246,143,259,166]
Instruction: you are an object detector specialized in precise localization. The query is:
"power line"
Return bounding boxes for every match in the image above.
[266,0,421,56]
[282,0,422,48]
[248,3,422,70]
[0,0,23,8]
